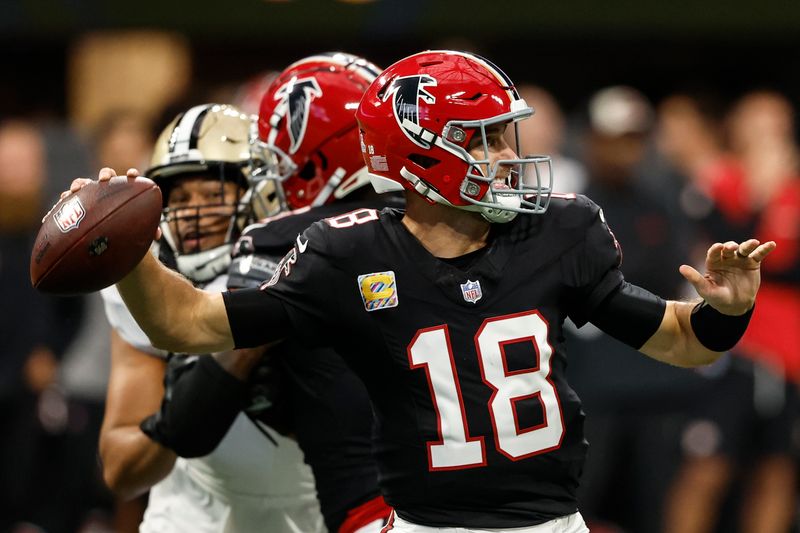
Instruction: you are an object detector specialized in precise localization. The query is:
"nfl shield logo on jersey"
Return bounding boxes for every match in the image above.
[460,279,482,304]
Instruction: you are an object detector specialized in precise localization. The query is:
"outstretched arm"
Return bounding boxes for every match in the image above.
[116,250,233,353]
[640,238,776,367]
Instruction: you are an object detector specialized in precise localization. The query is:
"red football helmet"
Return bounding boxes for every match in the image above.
[253,52,382,209]
[356,50,553,223]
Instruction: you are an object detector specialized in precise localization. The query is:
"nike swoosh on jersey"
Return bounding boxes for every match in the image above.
[296,235,309,253]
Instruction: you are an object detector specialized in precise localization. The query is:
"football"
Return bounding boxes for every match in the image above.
[30,176,162,295]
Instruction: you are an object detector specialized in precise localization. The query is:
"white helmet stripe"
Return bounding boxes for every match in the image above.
[169,104,212,159]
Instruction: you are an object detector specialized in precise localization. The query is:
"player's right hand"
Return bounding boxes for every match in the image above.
[63,167,141,199]
[58,167,159,240]
[98,167,141,183]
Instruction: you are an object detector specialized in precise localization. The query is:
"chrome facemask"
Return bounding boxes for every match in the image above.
[439,101,554,223]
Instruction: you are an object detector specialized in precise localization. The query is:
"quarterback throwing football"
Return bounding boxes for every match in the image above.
[74,50,774,533]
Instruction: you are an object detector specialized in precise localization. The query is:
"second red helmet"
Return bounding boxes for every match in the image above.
[254,52,382,210]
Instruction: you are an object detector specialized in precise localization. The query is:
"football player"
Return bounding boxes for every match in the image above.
[140,52,398,533]
[76,50,775,532]
[98,104,325,532]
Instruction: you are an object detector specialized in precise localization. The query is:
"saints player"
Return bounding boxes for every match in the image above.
[98,104,324,532]
[76,50,774,532]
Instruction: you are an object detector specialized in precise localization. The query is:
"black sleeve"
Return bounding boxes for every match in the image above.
[563,205,625,327]
[140,355,248,458]
[224,222,339,349]
[223,288,294,349]
[254,223,342,347]
[588,281,667,349]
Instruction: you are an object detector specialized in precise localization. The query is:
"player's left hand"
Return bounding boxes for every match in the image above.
[679,239,777,315]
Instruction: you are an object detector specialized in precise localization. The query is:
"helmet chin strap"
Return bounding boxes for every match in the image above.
[175,244,233,283]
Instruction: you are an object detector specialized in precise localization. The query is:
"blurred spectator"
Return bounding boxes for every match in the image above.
[661,90,800,533]
[657,92,726,186]
[511,84,587,193]
[68,31,190,134]
[10,110,157,533]
[656,90,737,213]
[730,93,800,379]
[0,119,84,531]
[655,90,746,270]
[0,121,47,231]
[565,86,698,533]
[90,109,154,173]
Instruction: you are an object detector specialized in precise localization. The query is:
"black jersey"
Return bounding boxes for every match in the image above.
[226,194,625,528]
[228,199,399,532]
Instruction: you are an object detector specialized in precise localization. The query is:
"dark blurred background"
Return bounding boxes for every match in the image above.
[3,0,800,118]
[1,1,800,532]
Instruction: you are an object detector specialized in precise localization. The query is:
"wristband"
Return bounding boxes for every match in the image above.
[140,354,248,457]
[690,300,754,352]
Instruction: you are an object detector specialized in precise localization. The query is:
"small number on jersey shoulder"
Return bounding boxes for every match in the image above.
[324,208,379,229]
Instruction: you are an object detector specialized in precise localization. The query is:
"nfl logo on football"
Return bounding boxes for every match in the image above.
[54,197,86,233]
[460,280,482,304]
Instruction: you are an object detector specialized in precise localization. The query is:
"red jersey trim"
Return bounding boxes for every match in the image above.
[339,495,392,533]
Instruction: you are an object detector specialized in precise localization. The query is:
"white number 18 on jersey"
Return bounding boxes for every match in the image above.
[408,310,564,470]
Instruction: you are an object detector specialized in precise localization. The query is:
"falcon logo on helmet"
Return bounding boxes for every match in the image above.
[383,75,437,149]
[271,77,323,154]
[255,53,382,209]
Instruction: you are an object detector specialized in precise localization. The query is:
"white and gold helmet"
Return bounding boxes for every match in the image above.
[148,103,282,283]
